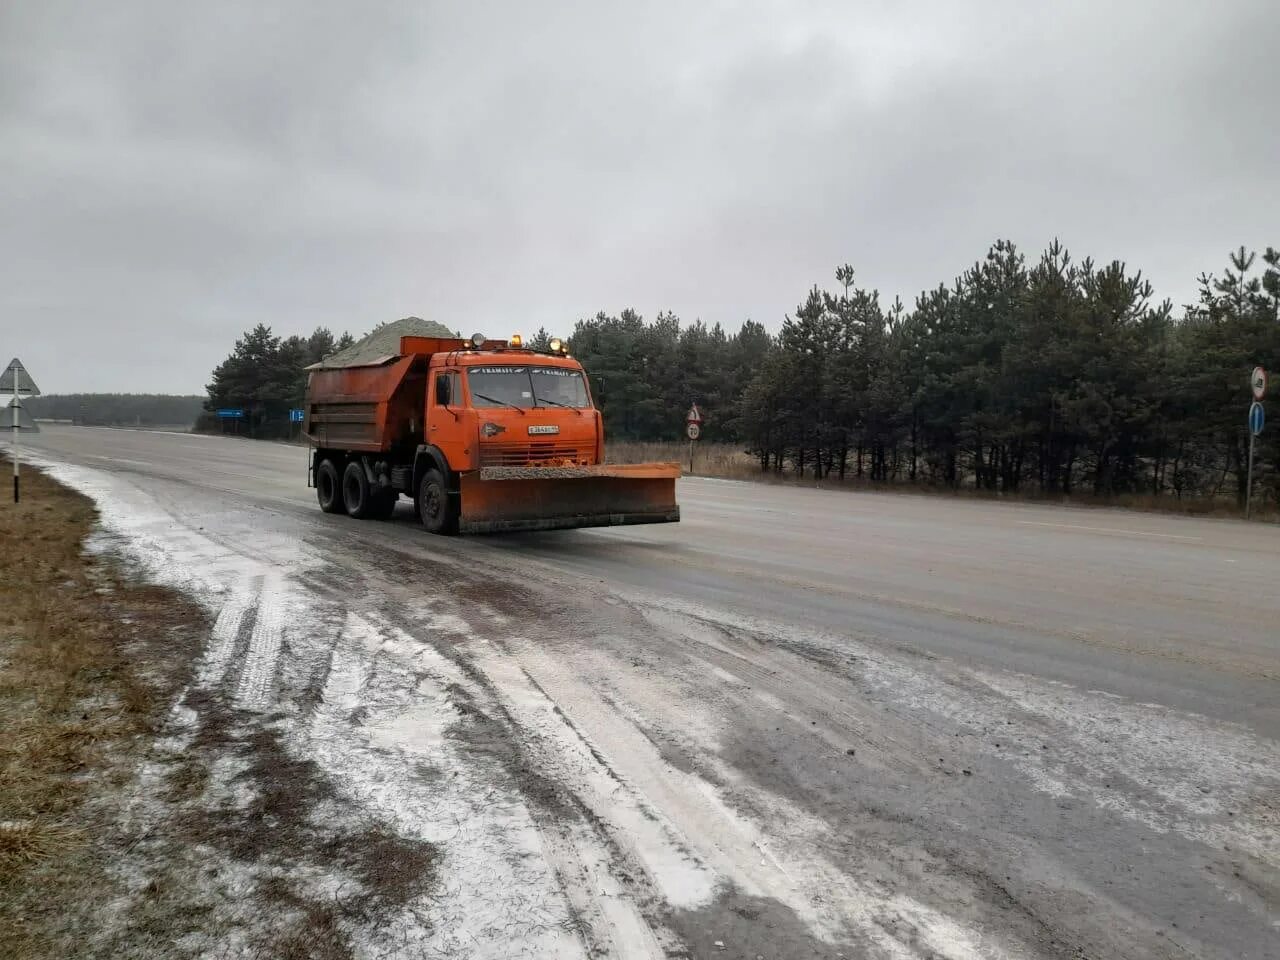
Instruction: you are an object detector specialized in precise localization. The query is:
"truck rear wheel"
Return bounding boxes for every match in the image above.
[418,469,458,535]
[316,458,343,514]
[343,461,374,519]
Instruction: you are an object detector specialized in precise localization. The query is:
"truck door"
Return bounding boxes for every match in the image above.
[428,369,472,472]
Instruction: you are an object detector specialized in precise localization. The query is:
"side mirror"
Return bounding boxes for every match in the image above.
[435,376,451,407]
[593,375,606,407]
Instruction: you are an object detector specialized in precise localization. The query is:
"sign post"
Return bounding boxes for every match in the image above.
[216,408,244,436]
[2,358,42,503]
[685,403,703,475]
[1246,366,1266,520]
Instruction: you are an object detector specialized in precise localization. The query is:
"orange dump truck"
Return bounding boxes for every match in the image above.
[304,333,680,534]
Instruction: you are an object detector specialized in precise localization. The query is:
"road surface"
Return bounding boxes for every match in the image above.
[15,426,1280,958]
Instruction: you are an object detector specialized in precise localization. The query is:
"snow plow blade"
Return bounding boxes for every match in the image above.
[459,463,681,534]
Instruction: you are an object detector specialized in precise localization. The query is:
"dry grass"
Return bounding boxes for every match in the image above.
[0,459,205,958]
[607,440,1277,520]
[608,440,762,480]
[0,821,84,867]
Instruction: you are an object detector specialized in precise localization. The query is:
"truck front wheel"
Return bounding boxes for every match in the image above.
[316,458,344,514]
[418,469,458,535]
[343,461,374,519]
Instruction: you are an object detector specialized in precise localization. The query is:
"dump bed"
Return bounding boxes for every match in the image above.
[304,354,427,453]
[304,336,533,452]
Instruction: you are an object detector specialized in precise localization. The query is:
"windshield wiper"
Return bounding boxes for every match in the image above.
[534,397,582,415]
[472,392,525,414]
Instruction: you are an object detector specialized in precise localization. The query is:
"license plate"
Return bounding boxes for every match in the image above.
[528,425,560,435]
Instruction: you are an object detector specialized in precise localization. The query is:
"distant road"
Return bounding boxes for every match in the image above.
[18,425,1280,959]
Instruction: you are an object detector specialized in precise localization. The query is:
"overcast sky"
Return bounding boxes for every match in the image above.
[2,1,1276,393]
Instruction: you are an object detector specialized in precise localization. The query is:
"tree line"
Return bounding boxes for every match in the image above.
[570,241,1278,508]
[24,393,205,427]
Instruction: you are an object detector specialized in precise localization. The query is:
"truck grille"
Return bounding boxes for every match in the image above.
[479,441,590,467]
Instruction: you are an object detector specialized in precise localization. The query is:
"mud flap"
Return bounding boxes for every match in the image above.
[459,463,681,534]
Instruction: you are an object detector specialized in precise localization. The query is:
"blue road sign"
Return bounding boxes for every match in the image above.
[216,408,244,419]
[1248,401,1264,436]
[289,408,305,423]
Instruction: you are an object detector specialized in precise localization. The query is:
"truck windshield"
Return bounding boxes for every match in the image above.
[467,365,591,409]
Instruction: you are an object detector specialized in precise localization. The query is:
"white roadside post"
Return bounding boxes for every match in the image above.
[10,364,15,503]
[1246,366,1266,520]
[2,358,41,503]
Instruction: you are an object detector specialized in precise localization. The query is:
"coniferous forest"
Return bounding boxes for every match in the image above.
[571,242,1278,508]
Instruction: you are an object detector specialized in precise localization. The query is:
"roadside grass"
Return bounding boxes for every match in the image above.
[608,440,1277,520]
[0,460,205,958]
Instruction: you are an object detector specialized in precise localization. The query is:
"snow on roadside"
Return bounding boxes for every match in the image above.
[305,611,587,959]
[475,653,722,910]
[977,672,1280,862]
[479,630,1018,959]
[27,453,594,957]
[630,589,1280,865]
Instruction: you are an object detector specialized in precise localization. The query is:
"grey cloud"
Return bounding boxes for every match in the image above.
[1,0,1276,392]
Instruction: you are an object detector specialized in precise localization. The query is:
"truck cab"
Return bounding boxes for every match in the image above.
[426,350,604,473]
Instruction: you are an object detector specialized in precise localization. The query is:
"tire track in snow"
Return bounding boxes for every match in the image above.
[305,611,592,959]
[235,573,287,709]
[474,617,1025,959]
[480,655,722,911]
[201,577,260,686]
[361,608,680,959]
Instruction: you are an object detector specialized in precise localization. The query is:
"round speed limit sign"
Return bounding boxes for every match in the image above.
[686,422,701,441]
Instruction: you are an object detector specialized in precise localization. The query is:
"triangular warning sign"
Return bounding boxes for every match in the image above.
[0,358,40,395]
[6,398,39,431]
